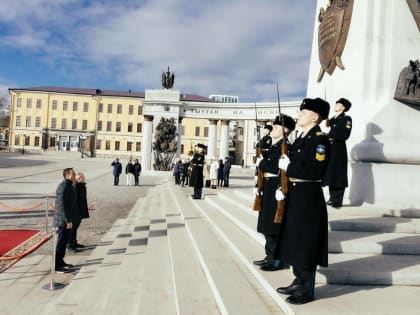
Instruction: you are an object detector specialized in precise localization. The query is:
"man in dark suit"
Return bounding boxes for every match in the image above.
[190,144,206,199]
[275,98,330,304]
[323,98,352,208]
[54,168,78,272]
[111,158,122,186]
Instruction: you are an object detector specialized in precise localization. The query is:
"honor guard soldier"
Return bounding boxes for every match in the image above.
[259,124,273,159]
[323,98,352,208]
[275,98,330,304]
[190,143,206,199]
[253,114,296,271]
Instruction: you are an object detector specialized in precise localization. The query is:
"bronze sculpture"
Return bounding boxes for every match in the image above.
[394,59,420,107]
[161,67,175,89]
[406,0,420,31]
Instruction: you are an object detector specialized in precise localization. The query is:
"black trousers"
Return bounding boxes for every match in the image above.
[194,187,202,198]
[134,175,140,186]
[68,221,80,247]
[56,226,70,267]
[292,266,316,297]
[114,175,120,185]
[329,186,345,206]
[264,234,279,264]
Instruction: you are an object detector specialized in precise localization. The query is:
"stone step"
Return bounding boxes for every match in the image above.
[172,185,286,315]
[329,215,420,234]
[328,205,420,218]
[329,230,420,255]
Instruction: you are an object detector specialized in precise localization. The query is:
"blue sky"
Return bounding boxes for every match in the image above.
[0,0,317,102]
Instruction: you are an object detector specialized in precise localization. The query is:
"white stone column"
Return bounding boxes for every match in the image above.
[208,120,218,159]
[142,115,153,170]
[176,117,183,158]
[219,120,229,159]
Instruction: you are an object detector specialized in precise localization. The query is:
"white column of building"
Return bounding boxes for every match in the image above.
[176,117,183,158]
[142,115,153,170]
[219,120,229,159]
[208,120,218,159]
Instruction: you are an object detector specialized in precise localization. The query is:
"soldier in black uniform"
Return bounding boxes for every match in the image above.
[253,114,296,271]
[275,98,330,305]
[323,98,352,208]
[259,124,273,158]
[190,144,206,199]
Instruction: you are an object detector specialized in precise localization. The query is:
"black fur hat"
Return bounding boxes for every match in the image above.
[273,114,296,131]
[336,98,352,111]
[300,98,330,120]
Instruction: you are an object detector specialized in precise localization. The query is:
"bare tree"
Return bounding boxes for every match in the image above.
[152,117,177,170]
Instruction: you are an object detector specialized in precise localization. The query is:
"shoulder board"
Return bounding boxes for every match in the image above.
[315,131,325,136]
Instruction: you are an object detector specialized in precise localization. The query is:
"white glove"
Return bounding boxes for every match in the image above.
[256,157,262,167]
[275,189,285,201]
[278,155,290,171]
[253,187,260,196]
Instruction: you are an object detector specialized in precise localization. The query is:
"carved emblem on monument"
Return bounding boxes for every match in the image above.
[317,0,354,82]
[394,59,420,107]
[161,66,175,89]
[406,0,420,31]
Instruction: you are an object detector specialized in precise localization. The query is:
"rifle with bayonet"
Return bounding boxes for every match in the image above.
[274,83,288,223]
[252,102,263,212]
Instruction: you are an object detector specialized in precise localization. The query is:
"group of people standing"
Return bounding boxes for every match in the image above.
[173,150,232,198]
[253,97,352,305]
[53,168,89,273]
[111,158,142,186]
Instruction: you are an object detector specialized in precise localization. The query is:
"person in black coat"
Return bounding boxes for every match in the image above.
[323,98,352,208]
[275,98,330,305]
[259,124,273,159]
[54,168,77,272]
[254,114,296,272]
[133,159,142,186]
[223,157,231,187]
[69,172,90,250]
[190,144,205,199]
[217,159,224,187]
[111,158,122,186]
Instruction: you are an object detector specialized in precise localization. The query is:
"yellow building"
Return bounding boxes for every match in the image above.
[8,86,217,159]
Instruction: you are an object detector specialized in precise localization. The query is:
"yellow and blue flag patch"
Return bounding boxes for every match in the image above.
[315,144,326,161]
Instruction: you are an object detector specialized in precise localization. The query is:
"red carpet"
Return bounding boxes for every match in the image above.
[0,229,39,255]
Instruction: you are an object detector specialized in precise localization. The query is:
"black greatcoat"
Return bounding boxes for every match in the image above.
[190,152,205,189]
[275,126,329,269]
[323,113,352,188]
[257,140,283,235]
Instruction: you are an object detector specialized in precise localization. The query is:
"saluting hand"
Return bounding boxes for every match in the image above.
[278,155,290,171]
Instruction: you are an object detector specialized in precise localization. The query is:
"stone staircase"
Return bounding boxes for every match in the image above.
[1,173,420,315]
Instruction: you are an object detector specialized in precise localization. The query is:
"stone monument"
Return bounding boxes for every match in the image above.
[307,0,420,207]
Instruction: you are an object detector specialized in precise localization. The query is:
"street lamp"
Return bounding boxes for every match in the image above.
[22,133,26,155]
[128,138,134,160]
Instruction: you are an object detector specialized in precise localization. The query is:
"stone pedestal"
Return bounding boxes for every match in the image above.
[307,0,420,207]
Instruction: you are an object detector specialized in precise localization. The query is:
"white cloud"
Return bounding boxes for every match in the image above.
[0,0,317,101]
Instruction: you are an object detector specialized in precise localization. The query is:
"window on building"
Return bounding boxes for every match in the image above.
[128,122,133,132]
[127,141,132,152]
[97,120,102,131]
[49,137,56,147]
[117,104,122,114]
[15,135,20,145]
[204,127,209,137]
[106,121,112,131]
[83,102,89,112]
[82,120,88,130]
[62,118,67,129]
[136,142,141,151]
[181,144,184,154]
[36,99,42,109]
[115,141,120,151]
[16,116,21,127]
[179,125,185,136]
[98,103,103,113]
[17,98,22,107]
[138,106,143,115]
[34,136,40,146]
[51,118,56,128]
[73,102,78,111]
[96,140,101,150]
[52,100,57,110]
[27,98,32,108]
[107,104,112,113]
[137,123,142,133]
[116,122,121,132]
[105,140,110,150]
[26,117,31,127]
[24,136,30,146]
[72,119,77,130]
[195,126,200,137]
[35,117,41,127]
[129,105,134,115]
[63,101,68,111]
